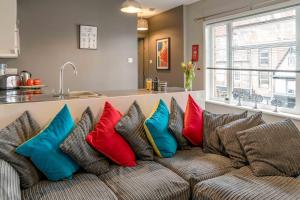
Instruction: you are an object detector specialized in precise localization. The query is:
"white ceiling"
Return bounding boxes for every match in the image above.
[137,0,201,18]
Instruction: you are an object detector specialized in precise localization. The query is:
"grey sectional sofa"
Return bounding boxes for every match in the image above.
[155,147,233,190]
[2,147,300,200]
[192,167,300,200]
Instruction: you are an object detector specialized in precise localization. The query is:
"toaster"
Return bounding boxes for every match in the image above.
[0,75,20,89]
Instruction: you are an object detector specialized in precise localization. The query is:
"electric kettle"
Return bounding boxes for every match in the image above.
[19,71,32,86]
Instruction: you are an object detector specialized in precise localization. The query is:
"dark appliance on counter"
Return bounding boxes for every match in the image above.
[0,75,20,89]
[152,77,160,91]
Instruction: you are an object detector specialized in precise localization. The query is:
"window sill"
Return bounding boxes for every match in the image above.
[206,100,300,121]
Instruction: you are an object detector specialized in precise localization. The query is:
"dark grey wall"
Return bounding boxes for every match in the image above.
[141,6,184,87]
[1,0,138,92]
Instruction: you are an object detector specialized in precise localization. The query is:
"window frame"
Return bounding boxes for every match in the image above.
[204,2,300,115]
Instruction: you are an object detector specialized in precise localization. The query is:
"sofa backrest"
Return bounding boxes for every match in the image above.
[0,91,205,129]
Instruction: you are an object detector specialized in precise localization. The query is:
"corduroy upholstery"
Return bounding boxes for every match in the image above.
[193,166,300,200]
[155,148,234,190]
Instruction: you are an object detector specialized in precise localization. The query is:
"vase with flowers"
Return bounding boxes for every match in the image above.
[181,61,196,91]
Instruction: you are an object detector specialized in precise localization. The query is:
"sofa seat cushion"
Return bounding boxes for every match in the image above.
[155,147,234,190]
[193,166,300,200]
[0,159,21,200]
[22,173,118,200]
[99,161,190,200]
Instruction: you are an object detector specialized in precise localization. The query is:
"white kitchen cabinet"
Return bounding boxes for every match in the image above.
[0,0,19,58]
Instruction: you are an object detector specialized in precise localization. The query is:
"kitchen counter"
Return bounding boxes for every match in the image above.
[0,87,187,104]
[100,87,186,97]
[0,89,91,104]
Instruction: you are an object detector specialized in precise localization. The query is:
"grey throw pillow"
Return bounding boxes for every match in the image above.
[60,107,109,175]
[115,101,154,160]
[237,119,300,177]
[203,111,248,154]
[0,111,41,188]
[217,112,265,168]
[168,97,191,150]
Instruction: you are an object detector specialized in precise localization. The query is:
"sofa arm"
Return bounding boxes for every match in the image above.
[0,159,21,200]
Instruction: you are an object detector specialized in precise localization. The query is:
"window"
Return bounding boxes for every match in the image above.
[206,6,300,114]
[258,49,271,89]
[259,49,270,66]
[259,72,270,89]
[234,50,250,62]
[234,71,241,81]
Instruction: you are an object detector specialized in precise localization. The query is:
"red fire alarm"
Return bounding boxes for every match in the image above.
[192,44,199,62]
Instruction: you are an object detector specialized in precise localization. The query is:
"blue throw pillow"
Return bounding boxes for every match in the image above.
[16,105,79,181]
[144,99,177,158]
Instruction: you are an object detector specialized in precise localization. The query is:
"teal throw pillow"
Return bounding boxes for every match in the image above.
[16,105,79,181]
[144,99,177,158]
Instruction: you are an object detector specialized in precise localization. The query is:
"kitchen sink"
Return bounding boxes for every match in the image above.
[53,91,102,99]
[67,91,101,98]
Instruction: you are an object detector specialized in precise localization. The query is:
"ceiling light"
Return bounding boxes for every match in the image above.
[137,18,148,31]
[121,0,142,14]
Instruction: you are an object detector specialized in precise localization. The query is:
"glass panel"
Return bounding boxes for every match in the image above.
[287,81,296,95]
[232,10,296,47]
[215,50,227,62]
[213,70,228,98]
[211,25,229,99]
[230,8,296,109]
[207,8,298,111]
[213,25,228,66]
[233,71,251,89]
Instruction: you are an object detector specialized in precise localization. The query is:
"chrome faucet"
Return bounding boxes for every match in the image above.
[59,61,78,96]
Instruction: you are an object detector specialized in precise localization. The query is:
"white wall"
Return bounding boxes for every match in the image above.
[183,0,291,90]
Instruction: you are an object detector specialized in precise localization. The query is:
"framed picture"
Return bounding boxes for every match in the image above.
[79,25,98,50]
[156,38,170,70]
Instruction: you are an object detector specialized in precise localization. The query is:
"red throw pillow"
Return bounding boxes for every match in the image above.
[86,102,136,167]
[183,95,204,146]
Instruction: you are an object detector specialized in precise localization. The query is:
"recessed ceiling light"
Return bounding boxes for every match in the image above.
[121,0,142,14]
